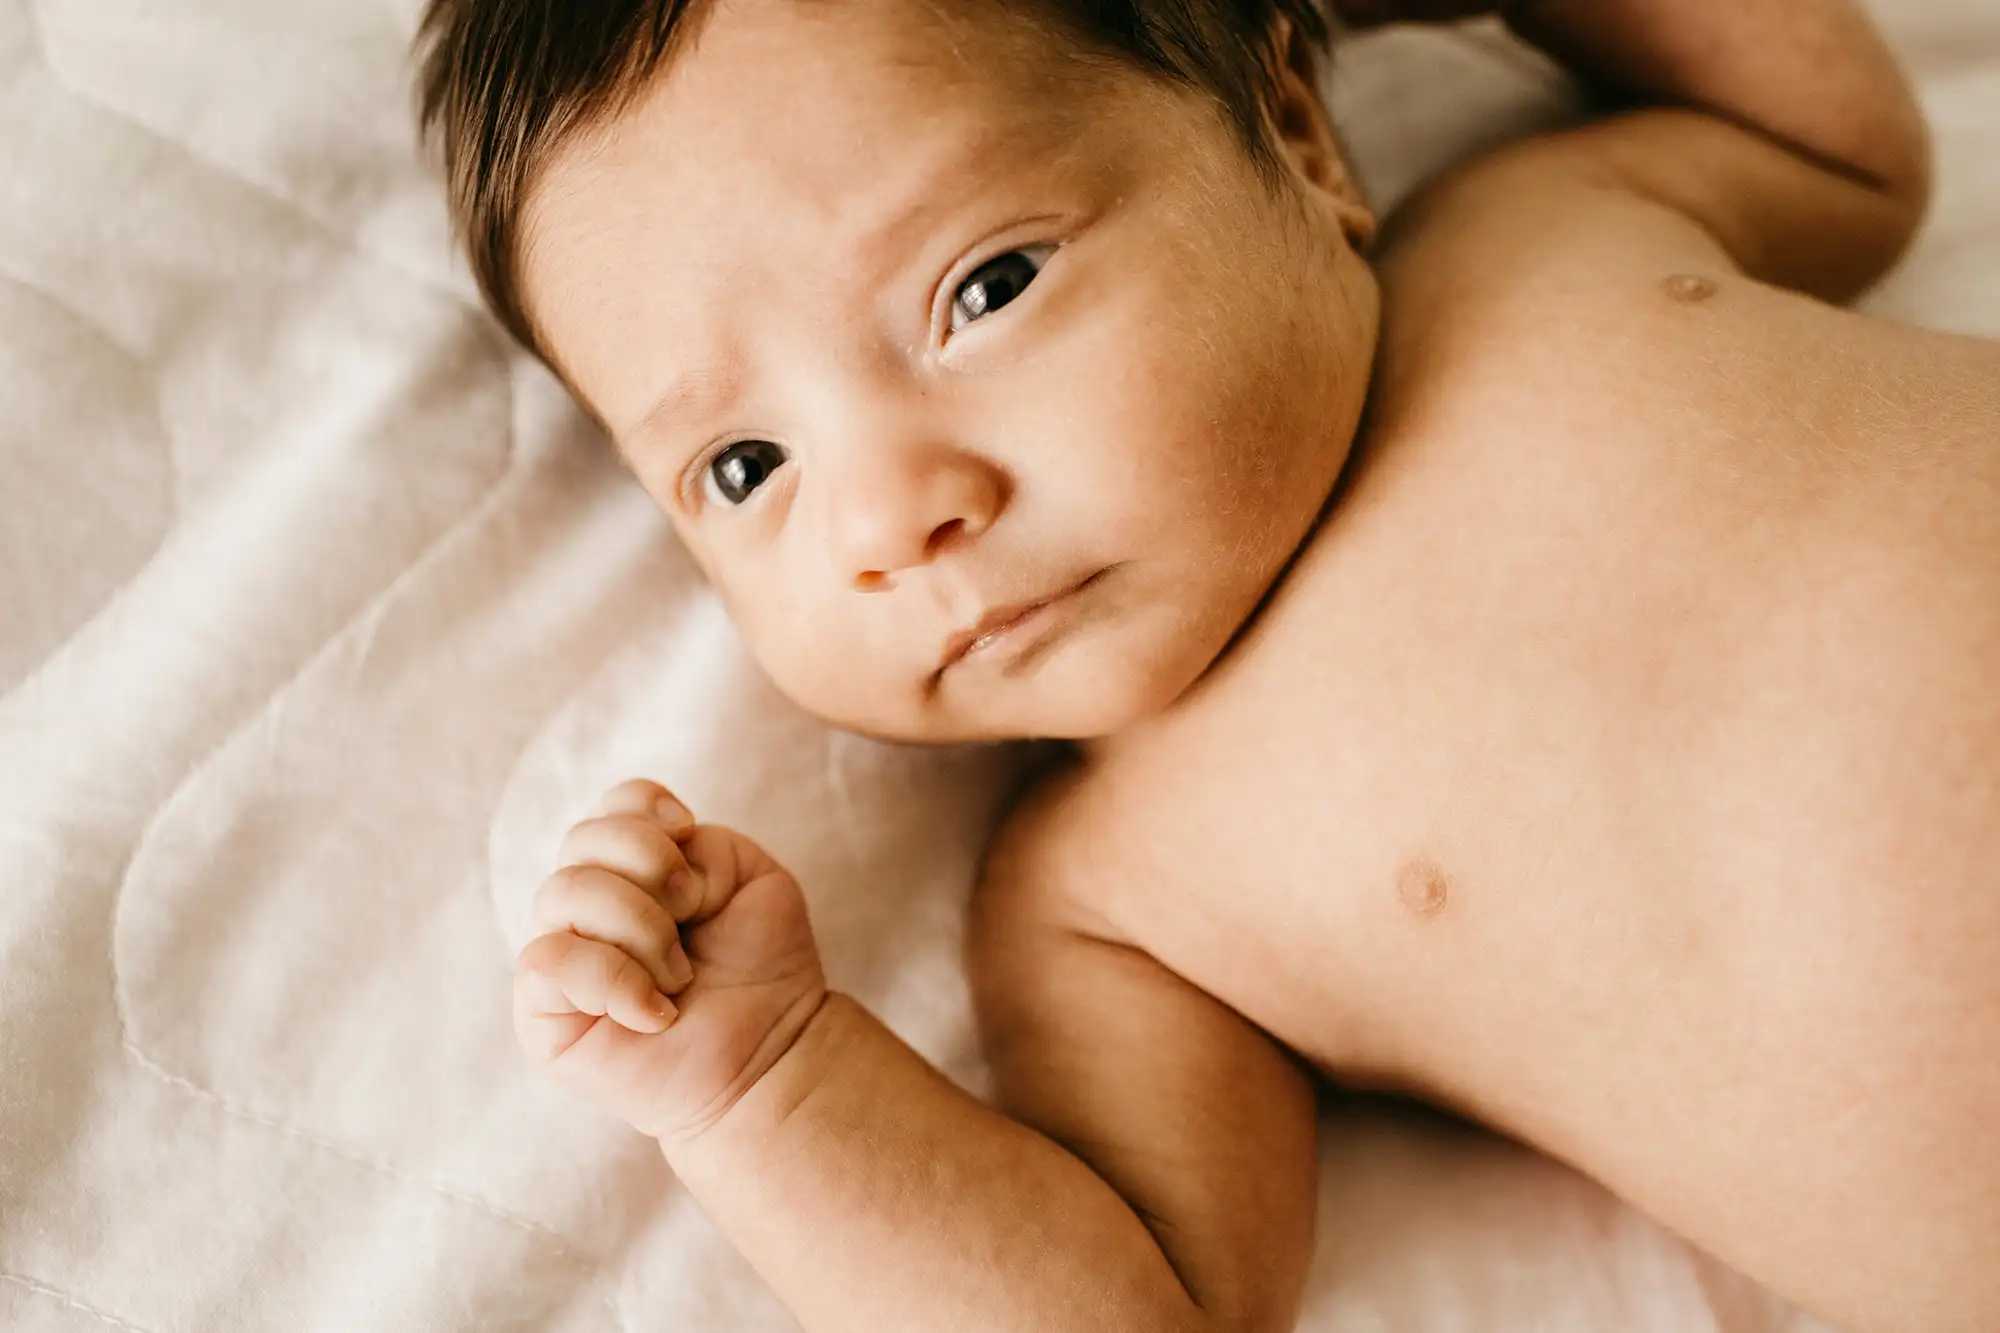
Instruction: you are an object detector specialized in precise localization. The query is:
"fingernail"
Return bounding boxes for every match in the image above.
[666,946,694,991]
[647,991,678,1024]
[655,795,694,832]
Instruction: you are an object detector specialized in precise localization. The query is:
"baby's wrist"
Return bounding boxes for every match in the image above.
[653,986,846,1157]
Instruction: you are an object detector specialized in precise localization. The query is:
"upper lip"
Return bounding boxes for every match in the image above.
[938,574,1095,671]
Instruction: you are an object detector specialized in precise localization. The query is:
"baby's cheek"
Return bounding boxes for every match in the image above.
[735,602,900,731]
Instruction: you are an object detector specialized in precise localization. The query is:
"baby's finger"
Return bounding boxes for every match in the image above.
[514,931,675,1059]
[558,813,691,900]
[674,823,790,925]
[531,865,694,994]
[591,778,696,838]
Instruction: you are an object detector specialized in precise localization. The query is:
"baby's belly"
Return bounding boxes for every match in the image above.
[1132,647,2000,1330]
[1421,478,2000,1325]
[1383,709,2000,1333]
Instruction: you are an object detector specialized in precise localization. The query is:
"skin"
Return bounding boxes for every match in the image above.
[512,2,2000,1331]
[521,0,1378,743]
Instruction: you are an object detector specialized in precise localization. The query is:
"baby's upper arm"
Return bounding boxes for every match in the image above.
[968,787,1320,1332]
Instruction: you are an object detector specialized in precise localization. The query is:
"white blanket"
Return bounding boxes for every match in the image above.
[2,3,1995,1329]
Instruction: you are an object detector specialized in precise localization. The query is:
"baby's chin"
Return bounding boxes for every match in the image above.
[812,633,1221,747]
[992,649,1206,742]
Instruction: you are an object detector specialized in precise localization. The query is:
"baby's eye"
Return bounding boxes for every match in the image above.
[950,245,1054,333]
[705,439,789,507]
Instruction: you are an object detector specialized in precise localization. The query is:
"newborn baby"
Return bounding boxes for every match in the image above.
[417,1,1999,1329]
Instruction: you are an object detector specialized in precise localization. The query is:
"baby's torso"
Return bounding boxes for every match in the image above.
[1041,268,2000,1314]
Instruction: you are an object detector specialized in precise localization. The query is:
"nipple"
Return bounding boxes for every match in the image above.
[1396,859,1450,917]
[1662,273,1718,305]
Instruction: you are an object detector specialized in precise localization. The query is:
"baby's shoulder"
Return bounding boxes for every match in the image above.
[1370,128,1752,378]
[976,741,1190,935]
[1364,144,1785,433]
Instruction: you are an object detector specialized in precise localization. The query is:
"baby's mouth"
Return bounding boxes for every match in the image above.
[937,569,1108,675]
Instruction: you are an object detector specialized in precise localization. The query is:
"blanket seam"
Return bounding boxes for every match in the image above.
[115,1035,564,1239]
[97,371,627,1330]
[23,0,489,325]
[0,1270,154,1333]
[103,386,519,1216]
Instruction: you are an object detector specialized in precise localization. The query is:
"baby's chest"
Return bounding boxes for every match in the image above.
[1069,717,1520,1081]
[1083,645,2000,1116]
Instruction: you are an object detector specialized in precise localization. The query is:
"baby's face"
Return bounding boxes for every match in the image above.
[523,0,1378,742]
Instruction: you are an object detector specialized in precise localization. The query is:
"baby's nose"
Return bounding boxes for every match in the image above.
[829,445,1008,592]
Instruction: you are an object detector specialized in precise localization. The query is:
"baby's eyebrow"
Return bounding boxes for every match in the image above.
[626,365,742,446]
[845,110,1084,274]
[620,113,1091,444]
[817,153,994,297]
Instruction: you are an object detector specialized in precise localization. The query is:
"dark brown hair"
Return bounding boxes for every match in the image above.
[416,0,1330,357]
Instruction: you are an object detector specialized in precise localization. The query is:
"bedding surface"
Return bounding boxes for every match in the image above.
[3,2,1996,1329]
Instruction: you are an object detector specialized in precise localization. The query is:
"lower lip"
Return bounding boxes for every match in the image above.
[960,572,1103,671]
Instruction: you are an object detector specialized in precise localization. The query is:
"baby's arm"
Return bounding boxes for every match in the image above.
[1354,0,1932,300]
[522,781,1315,1333]
[681,920,1315,1333]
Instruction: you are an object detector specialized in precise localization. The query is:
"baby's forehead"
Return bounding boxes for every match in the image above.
[520,12,1205,429]
[528,3,1121,239]
[421,0,1322,396]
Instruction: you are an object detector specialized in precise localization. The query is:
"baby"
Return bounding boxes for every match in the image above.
[417,1,1999,1329]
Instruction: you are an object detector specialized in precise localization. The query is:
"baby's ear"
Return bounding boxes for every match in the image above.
[1265,15,1377,248]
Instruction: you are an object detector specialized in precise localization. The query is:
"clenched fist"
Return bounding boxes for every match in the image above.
[514,779,827,1143]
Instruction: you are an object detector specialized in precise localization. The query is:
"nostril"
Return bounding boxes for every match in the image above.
[855,570,892,593]
[927,518,966,555]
